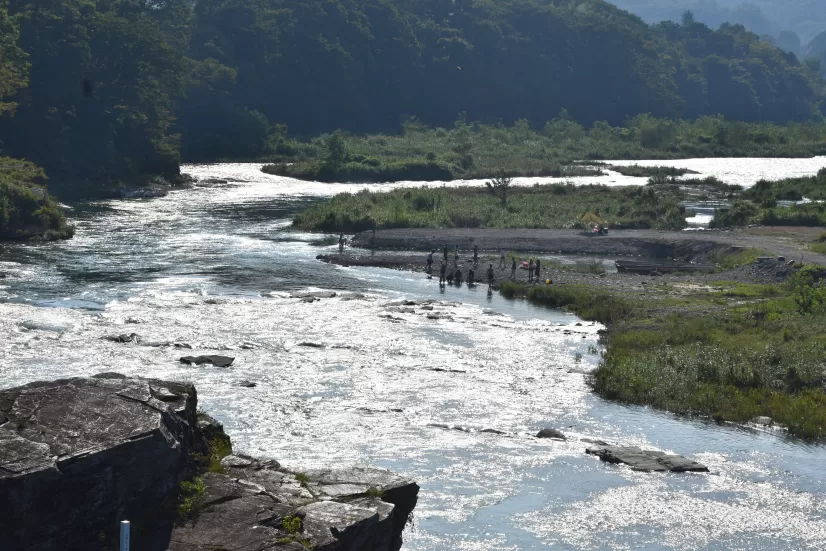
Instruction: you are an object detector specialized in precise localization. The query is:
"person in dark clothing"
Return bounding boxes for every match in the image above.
[535,258,541,281]
[511,257,517,280]
[455,269,463,286]
[446,271,454,284]
[528,259,534,283]
[467,268,475,286]
[426,250,434,273]
[487,264,495,285]
[439,260,447,285]
[473,245,479,264]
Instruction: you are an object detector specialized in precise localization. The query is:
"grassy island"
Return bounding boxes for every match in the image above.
[293,183,690,233]
[291,176,742,233]
[501,266,826,441]
[262,117,826,184]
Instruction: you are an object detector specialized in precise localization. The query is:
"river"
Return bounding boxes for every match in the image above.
[2,159,826,550]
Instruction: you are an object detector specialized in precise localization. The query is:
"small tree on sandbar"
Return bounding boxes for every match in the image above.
[486,175,513,207]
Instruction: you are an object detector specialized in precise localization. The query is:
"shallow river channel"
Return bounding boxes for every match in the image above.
[2,159,826,550]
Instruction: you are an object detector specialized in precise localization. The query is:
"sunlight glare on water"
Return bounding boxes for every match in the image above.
[2,160,826,550]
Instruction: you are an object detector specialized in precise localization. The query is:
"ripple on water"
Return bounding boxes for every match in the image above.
[2,161,826,550]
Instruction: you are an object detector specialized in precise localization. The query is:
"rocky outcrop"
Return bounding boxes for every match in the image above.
[0,374,199,551]
[167,456,419,551]
[586,445,709,473]
[0,375,419,551]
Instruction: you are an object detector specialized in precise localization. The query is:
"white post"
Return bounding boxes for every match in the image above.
[120,520,130,551]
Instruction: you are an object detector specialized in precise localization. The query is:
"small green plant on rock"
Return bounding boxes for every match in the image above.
[277,515,310,548]
[282,515,302,534]
[177,477,206,518]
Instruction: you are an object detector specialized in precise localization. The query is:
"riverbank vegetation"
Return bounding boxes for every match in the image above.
[711,168,826,227]
[261,116,826,183]
[0,158,71,241]
[2,0,826,198]
[501,265,826,440]
[292,183,688,233]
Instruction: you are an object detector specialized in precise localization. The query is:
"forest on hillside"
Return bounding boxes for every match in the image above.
[611,1,826,44]
[0,0,825,196]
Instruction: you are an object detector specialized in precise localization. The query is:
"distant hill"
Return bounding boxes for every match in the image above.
[2,0,825,189]
[611,1,826,45]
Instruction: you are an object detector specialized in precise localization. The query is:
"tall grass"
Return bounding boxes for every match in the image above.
[499,282,634,324]
[292,184,688,232]
[501,267,826,441]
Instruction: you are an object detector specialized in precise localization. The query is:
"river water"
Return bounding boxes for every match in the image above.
[2,159,826,550]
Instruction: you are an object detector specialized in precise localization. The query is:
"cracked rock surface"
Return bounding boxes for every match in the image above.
[0,374,198,551]
[586,445,709,473]
[167,455,418,551]
[0,375,418,551]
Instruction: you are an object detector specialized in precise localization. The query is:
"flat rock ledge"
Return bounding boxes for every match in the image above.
[0,375,418,551]
[586,445,709,473]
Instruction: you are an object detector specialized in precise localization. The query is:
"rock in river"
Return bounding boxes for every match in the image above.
[536,428,567,440]
[586,445,709,473]
[751,416,773,426]
[0,374,419,551]
[179,355,235,367]
[103,332,140,343]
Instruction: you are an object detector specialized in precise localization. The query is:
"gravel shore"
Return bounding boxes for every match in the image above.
[349,227,826,266]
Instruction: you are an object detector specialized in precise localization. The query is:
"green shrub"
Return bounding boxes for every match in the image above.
[177,477,206,518]
[0,158,72,241]
[293,184,688,233]
[499,282,634,324]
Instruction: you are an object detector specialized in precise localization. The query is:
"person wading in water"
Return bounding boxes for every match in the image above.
[487,264,495,286]
[511,257,517,280]
[439,260,447,285]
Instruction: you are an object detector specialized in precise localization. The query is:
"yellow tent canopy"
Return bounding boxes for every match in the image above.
[578,212,605,225]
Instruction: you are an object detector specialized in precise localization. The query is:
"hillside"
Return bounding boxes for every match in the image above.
[611,1,826,44]
[0,0,825,191]
[179,0,826,160]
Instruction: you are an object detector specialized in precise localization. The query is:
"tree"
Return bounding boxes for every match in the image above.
[0,0,27,116]
[485,175,513,207]
[0,0,192,193]
[325,133,346,168]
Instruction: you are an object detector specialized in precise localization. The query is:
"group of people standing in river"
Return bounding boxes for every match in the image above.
[426,245,546,288]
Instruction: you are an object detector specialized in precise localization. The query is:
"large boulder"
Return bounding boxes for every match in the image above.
[0,374,199,551]
[536,428,566,440]
[0,375,419,551]
[586,445,708,473]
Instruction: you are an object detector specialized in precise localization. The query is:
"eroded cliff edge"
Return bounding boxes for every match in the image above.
[0,374,418,550]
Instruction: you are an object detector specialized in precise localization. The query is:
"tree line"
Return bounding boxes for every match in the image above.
[1,0,825,196]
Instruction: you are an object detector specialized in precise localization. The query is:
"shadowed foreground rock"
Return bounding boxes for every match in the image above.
[586,445,709,473]
[0,375,418,551]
